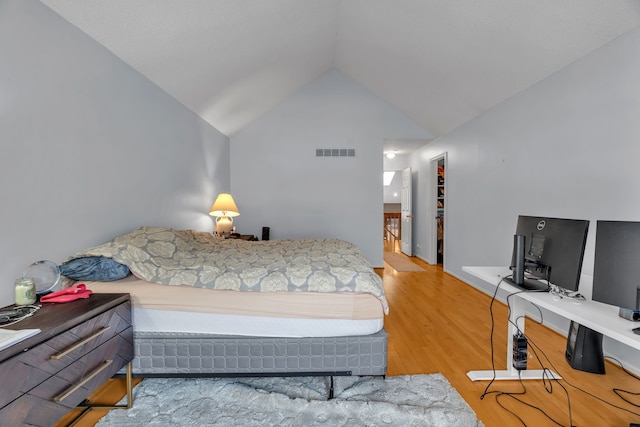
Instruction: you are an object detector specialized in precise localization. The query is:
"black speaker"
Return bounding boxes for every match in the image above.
[565,321,605,374]
[262,227,270,241]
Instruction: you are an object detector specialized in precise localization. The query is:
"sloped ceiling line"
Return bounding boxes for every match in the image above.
[40,0,640,137]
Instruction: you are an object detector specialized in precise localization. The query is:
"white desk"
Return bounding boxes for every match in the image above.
[463,266,640,381]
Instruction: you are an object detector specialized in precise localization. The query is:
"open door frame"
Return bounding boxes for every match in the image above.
[427,153,447,266]
[400,167,412,256]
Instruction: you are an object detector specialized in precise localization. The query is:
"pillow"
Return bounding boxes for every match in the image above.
[59,256,130,281]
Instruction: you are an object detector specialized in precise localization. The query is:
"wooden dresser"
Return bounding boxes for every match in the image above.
[0,293,133,427]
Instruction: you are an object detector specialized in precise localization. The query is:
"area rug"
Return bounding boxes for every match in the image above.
[384,252,427,272]
[96,374,482,426]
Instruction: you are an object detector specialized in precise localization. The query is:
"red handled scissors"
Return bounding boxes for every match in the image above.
[40,284,93,303]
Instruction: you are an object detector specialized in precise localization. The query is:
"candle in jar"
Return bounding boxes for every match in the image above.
[15,278,36,305]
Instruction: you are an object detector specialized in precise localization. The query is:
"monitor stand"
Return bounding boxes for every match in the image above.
[504,277,550,292]
[508,234,550,292]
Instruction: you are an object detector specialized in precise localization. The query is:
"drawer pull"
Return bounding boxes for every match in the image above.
[50,326,111,360]
[54,359,113,402]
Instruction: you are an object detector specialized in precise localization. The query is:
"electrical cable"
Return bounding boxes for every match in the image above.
[517,325,575,426]
[606,356,640,381]
[496,390,570,427]
[503,292,575,427]
[479,274,569,425]
[528,328,640,418]
[518,302,640,421]
[479,274,543,400]
[479,273,627,426]
[479,274,508,400]
[482,264,637,424]
[605,356,640,409]
[0,304,41,327]
[493,374,528,427]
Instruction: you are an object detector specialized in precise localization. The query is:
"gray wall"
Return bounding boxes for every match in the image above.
[383,153,410,204]
[409,26,640,371]
[0,0,230,306]
[230,70,433,267]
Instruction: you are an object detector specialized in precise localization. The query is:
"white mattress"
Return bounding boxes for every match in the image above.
[131,307,383,338]
[83,276,384,338]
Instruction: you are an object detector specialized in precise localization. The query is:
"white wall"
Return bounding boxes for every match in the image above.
[0,0,230,306]
[410,26,640,371]
[383,153,410,204]
[383,172,402,204]
[230,70,433,266]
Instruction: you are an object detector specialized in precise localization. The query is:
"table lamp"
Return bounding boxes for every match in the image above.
[209,193,240,235]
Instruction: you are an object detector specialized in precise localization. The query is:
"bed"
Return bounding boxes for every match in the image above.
[61,226,388,378]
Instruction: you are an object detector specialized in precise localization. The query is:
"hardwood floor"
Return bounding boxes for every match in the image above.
[58,243,640,427]
[382,243,640,426]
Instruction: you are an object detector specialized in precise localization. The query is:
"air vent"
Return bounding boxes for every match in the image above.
[316,148,355,157]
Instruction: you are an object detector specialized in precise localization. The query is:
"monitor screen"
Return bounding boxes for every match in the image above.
[507,216,589,292]
[592,221,640,312]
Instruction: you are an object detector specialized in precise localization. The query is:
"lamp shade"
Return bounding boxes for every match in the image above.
[209,193,240,217]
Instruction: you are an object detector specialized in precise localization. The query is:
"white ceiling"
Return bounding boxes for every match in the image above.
[40,0,640,138]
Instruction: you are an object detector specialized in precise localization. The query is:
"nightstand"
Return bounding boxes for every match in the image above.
[228,234,258,241]
[0,293,133,427]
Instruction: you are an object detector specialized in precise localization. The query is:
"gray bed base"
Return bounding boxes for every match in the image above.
[123,329,388,378]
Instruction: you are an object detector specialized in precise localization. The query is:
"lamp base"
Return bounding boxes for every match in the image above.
[216,216,234,235]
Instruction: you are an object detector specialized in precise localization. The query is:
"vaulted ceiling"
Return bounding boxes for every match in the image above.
[40,0,640,138]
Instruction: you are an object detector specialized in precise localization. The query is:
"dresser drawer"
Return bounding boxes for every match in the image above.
[31,332,133,408]
[0,294,132,427]
[0,333,132,426]
[0,394,62,427]
[17,302,131,376]
[0,357,49,408]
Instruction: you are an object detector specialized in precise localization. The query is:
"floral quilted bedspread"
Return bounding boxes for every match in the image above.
[70,226,388,313]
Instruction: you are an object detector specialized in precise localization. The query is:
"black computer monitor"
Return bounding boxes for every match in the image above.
[506,216,590,292]
[592,221,640,318]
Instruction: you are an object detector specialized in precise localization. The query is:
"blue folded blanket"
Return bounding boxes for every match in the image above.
[59,256,130,281]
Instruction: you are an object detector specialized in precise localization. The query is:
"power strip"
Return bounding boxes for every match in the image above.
[512,333,528,370]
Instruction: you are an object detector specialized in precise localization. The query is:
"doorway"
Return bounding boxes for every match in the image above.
[430,154,447,266]
[382,138,432,256]
[400,167,412,256]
